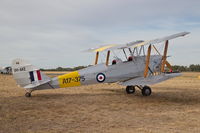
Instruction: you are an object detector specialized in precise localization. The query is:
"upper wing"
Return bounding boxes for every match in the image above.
[120,73,181,86]
[84,32,190,52]
[132,32,190,48]
[84,40,144,52]
[84,44,118,52]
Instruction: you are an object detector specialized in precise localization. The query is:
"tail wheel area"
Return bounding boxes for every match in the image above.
[141,86,152,96]
[126,86,135,94]
[25,92,32,97]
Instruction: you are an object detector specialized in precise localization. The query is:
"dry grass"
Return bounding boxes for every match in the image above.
[0,72,200,133]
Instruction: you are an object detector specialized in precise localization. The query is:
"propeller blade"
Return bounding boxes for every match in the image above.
[152,44,172,71]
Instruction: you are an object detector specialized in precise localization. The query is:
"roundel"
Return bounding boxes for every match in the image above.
[96,73,106,83]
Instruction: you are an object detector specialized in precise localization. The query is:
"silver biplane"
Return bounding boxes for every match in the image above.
[11,32,190,97]
[0,66,12,74]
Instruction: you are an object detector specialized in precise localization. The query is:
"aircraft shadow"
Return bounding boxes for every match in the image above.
[1,87,200,105]
[105,87,200,104]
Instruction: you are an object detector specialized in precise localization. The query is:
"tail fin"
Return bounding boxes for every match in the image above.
[12,59,51,89]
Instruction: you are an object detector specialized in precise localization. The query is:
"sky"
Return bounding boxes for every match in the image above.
[0,0,200,68]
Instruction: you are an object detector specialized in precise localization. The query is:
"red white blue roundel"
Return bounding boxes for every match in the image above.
[96,73,106,83]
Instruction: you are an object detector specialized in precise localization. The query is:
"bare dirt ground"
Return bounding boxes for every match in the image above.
[0,72,200,133]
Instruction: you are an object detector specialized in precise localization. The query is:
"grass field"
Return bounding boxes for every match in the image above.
[0,72,200,133]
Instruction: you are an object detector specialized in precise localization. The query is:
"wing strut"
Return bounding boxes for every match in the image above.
[144,45,151,78]
[106,50,110,66]
[94,52,99,65]
[161,40,169,72]
[123,49,128,60]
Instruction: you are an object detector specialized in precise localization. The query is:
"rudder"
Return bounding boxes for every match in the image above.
[12,59,50,89]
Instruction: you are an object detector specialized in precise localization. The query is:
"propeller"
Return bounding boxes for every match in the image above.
[144,45,151,78]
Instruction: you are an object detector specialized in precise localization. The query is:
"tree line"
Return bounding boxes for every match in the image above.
[41,66,87,71]
[172,64,200,72]
[41,64,200,72]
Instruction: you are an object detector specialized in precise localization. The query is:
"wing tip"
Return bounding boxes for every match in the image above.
[182,31,190,36]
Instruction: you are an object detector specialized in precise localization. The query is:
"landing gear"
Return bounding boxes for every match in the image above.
[125,85,152,96]
[25,92,32,97]
[141,86,152,96]
[126,86,135,94]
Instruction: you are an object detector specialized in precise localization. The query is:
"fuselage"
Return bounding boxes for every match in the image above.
[44,55,162,89]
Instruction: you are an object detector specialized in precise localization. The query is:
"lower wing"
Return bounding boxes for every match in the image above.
[120,73,181,86]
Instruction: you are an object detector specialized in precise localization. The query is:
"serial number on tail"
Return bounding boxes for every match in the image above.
[14,67,26,72]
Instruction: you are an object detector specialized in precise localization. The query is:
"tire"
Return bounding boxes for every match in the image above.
[142,86,152,96]
[25,92,31,97]
[126,86,135,94]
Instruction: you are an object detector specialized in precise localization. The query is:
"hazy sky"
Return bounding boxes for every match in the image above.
[0,0,200,68]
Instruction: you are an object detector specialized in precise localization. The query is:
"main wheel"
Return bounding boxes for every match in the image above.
[25,92,31,97]
[126,86,135,94]
[142,86,152,96]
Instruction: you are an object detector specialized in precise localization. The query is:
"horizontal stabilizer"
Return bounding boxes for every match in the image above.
[24,79,51,89]
[120,73,181,86]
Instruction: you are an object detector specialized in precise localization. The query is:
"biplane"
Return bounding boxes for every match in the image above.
[11,32,190,97]
[0,66,12,74]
